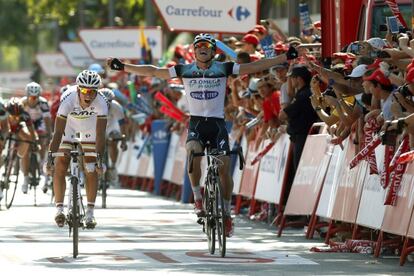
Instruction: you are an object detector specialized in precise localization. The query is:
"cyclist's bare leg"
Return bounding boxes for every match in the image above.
[17,128,32,192]
[53,154,70,205]
[108,140,118,166]
[186,140,203,192]
[83,155,98,205]
[218,155,233,200]
[16,128,31,159]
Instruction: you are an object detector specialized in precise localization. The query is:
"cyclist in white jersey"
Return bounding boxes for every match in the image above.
[107,33,298,237]
[21,82,52,194]
[46,70,108,229]
[99,88,128,183]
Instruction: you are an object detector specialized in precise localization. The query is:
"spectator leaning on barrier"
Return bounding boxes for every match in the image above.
[363,68,394,122]
[279,65,318,173]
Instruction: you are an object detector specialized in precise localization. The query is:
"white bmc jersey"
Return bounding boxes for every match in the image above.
[106,99,125,135]
[22,96,51,134]
[168,61,240,118]
[57,86,109,149]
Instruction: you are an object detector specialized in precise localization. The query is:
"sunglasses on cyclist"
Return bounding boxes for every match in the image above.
[79,87,97,94]
[194,42,214,49]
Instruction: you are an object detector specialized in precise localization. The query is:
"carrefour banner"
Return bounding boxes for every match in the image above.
[153,0,259,34]
[152,120,171,195]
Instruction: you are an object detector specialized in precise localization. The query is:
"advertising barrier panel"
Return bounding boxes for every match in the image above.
[284,134,332,215]
[330,140,367,223]
[152,120,171,194]
[254,134,290,204]
[381,162,414,236]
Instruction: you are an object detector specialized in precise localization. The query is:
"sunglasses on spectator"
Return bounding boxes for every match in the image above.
[79,87,97,94]
[195,42,214,49]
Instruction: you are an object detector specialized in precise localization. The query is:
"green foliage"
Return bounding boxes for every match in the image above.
[0,0,33,45]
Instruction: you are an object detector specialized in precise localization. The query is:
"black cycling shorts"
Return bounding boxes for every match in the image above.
[187,116,230,151]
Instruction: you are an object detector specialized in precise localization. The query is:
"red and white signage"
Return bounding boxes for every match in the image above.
[0,71,32,91]
[254,135,291,204]
[153,0,259,34]
[36,53,77,77]
[59,42,95,68]
[79,27,163,60]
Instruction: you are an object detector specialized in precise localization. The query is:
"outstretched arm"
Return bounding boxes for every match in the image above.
[239,47,297,75]
[106,58,171,79]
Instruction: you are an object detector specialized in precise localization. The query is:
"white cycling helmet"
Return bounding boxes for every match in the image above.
[25,82,42,97]
[99,88,115,101]
[76,70,101,88]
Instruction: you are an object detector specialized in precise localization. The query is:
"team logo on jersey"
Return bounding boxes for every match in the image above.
[219,139,226,149]
[69,110,97,119]
[190,91,219,100]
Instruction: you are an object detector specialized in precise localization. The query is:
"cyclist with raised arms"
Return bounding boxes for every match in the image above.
[99,88,128,184]
[107,33,298,237]
[21,82,52,194]
[45,70,108,229]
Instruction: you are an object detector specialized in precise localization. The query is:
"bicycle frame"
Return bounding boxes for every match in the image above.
[52,142,96,258]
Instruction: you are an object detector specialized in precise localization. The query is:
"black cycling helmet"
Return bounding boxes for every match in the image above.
[6,97,24,116]
[193,33,216,50]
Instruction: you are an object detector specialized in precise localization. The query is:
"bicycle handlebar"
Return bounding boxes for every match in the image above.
[188,147,245,174]
[52,152,98,158]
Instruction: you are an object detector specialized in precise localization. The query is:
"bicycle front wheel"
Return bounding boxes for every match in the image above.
[214,177,226,257]
[4,151,20,209]
[71,177,79,258]
[204,182,215,254]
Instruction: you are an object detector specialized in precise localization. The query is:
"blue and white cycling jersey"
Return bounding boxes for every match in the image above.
[168,61,240,118]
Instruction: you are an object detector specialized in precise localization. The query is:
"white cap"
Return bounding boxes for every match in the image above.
[367,37,387,50]
[344,64,368,79]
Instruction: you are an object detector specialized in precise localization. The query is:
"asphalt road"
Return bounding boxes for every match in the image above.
[1,186,413,275]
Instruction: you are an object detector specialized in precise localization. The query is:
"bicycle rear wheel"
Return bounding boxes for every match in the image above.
[214,177,226,257]
[71,176,79,258]
[204,181,215,254]
[4,151,20,209]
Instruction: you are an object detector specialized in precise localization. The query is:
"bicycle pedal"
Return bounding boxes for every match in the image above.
[197,218,204,225]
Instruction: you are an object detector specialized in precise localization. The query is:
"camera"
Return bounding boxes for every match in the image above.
[379,24,388,32]
[381,129,398,146]
[398,85,412,97]
[260,19,269,26]
[377,51,391,58]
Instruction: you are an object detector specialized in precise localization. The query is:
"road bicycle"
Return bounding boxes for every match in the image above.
[52,141,97,258]
[0,135,37,209]
[189,145,244,257]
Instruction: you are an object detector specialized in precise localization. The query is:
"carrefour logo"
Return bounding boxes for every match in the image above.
[228,6,251,21]
[153,129,168,140]
[190,91,219,100]
[164,5,251,22]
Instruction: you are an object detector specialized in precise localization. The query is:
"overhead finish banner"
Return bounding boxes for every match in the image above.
[0,71,32,91]
[35,53,77,77]
[59,42,95,68]
[152,0,259,34]
[79,27,163,60]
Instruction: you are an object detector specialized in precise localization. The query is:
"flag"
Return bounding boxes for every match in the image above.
[385,0,408,29]
[139,26,153,64]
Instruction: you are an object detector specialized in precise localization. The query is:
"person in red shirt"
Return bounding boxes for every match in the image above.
[255,78,281,148]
